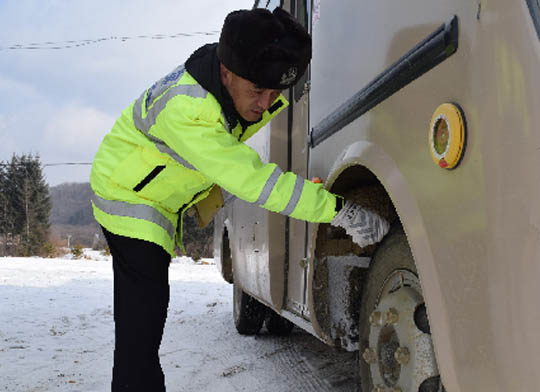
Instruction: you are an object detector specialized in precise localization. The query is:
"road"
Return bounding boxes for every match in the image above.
[0,255,357,391]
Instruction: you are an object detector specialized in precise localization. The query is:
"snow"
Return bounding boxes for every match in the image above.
[1,250,356,392]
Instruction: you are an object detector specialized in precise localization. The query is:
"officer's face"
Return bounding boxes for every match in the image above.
[221,65,282,122]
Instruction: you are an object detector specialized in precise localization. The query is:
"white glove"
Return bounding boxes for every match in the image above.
[331,200,390,247]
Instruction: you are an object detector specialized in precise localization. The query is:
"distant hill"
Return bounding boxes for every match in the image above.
[50,183,94,225]
[49,183,103,249]
[49,182,213,257]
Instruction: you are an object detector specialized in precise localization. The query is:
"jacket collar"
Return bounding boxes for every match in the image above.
[185,43,257,132]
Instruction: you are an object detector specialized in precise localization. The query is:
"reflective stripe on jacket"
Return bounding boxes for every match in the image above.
[90,64,338,257]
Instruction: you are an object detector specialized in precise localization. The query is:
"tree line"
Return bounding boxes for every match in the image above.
[0,154,51,256]
[49,182,213,258]
[0,154,213,258]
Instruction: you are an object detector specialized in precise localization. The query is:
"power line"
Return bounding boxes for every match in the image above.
[0,162,92,167]
[0,30,220,51]
[43,163,92,167]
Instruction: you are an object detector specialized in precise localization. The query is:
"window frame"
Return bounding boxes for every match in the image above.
[292,0,310,102]
[527,0,540,41]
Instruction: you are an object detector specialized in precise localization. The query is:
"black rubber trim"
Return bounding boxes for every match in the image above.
[310,15,459,148]
[527,0,540,41]
[133,165,166,192]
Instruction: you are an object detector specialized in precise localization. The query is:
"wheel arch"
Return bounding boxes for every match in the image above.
[306,140,459,389]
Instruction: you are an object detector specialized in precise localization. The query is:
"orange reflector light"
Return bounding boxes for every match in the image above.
[429,103,466,169]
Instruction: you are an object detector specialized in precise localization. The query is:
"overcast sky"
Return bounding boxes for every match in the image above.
[0,0,254,186]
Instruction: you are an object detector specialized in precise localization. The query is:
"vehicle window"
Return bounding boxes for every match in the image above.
[293,0,310,102]
[527,0,540,40]
[253,0,282,11]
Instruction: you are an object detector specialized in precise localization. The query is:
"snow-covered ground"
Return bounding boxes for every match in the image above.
[1,251,356,392]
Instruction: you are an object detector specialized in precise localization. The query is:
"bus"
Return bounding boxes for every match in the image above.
[214,1,540,390]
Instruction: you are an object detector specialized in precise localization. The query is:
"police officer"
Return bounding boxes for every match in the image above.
[90,7,389,391]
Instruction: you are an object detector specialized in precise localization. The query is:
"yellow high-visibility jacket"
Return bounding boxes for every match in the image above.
[90,59,338,257]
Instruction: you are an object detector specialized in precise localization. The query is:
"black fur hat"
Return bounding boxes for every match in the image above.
[217,8,311,89]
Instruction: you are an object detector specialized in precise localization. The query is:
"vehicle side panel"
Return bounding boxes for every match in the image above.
[309,0,540,390]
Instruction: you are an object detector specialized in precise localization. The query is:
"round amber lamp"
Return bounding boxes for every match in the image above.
[429,103,465,169]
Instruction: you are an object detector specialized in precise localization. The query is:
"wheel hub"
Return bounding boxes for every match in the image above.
[365,270,440,392]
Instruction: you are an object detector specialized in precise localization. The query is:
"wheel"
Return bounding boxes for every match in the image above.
[358,225,444,392]
[233,282,266,335]
[220,230,233,283]
[265,309,294,336]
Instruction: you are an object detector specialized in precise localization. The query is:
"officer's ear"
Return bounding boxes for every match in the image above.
[220,63,233,89]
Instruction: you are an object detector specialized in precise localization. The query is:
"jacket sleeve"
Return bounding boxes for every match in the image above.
[150,95,338,223]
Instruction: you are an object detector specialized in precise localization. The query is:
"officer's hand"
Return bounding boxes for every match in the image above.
[331,200,390,247]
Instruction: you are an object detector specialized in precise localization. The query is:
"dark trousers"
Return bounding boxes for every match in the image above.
[102,228,171,392]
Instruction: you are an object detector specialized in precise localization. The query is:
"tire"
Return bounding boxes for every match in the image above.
[233,282,266,335]
[358,224,443,392]
[265,310,294,336]
[220,231,233,283]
